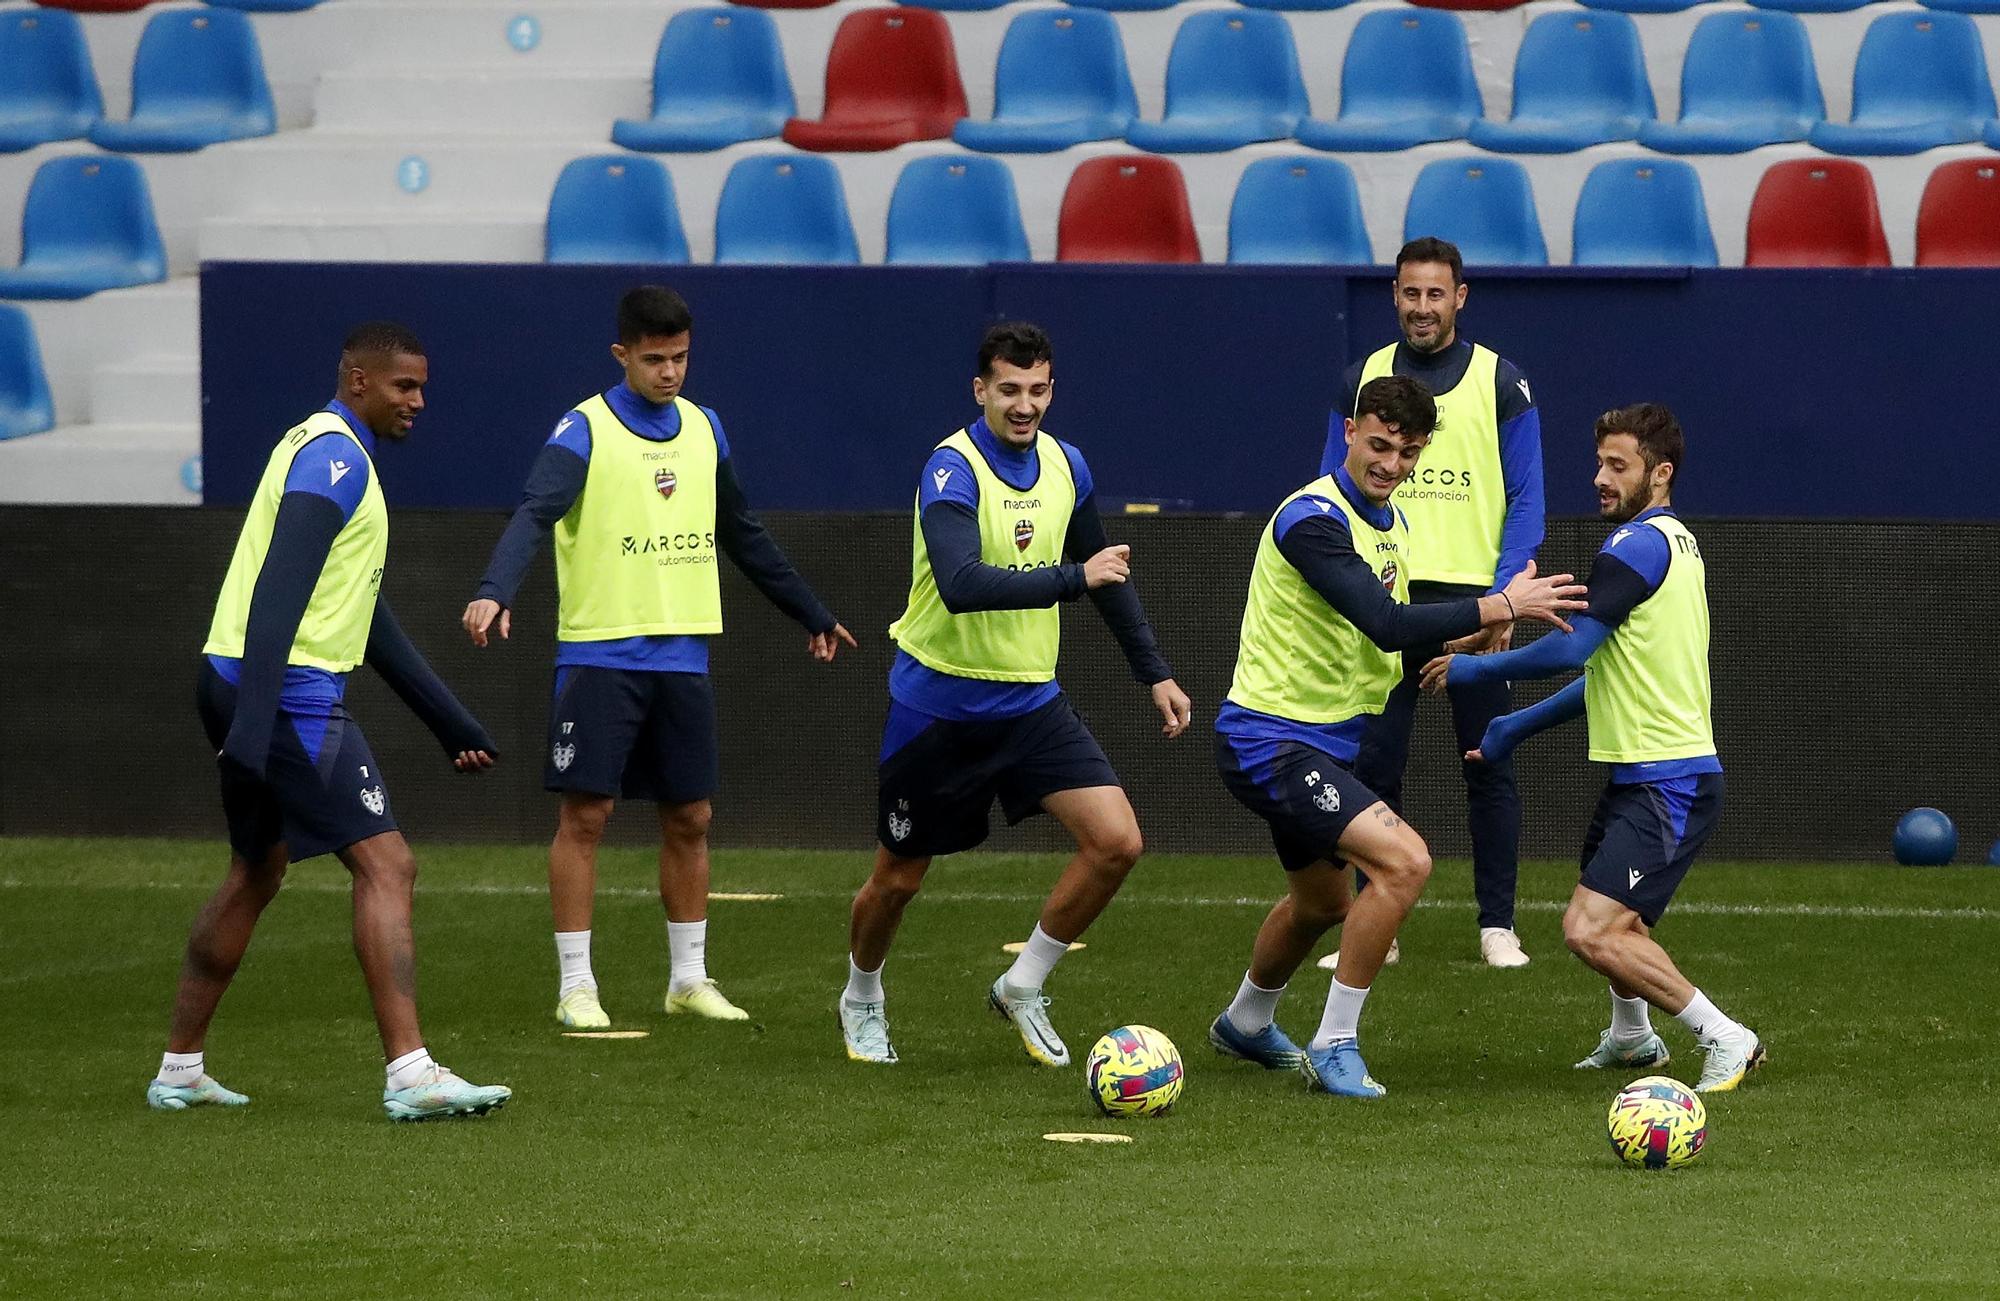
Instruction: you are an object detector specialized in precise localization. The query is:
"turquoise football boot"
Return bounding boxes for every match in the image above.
[1574,1028,1671,1070]
[145,1075,250,1111]
[382,1064,512,1122]
[1300,1038,1386,1098]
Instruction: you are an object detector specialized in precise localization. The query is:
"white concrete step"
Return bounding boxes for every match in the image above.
[313,68,650,137]
[18,279,200,426]
[90,356,200,428]
[199,211,544,263]
[0,422,199,504]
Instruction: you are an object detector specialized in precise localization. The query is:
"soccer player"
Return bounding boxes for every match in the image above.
[1322,237,1546,969]
[150,322,512,1121]
[1420,404,1766,1093]
[1213,376,1584,1097]
[463,285,853,1031]
[838,321,1192,1068]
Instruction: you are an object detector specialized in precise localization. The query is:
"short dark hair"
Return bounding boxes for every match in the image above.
[1395,236,1464,286]
[977,321,1052,378]
[1354,375,1437,440]
[617,285,693,344]
[337,321,423,387]
[1594,403,1684,488]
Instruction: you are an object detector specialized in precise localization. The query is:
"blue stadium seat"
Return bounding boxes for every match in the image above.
[1808,12,1997,155]
[545,155,690,265]
[1236,0,1354,13]
[1987,118,2000,147]
[1295,11,1480,151]
[953,9,1136,153]
[1466,10,1654,153]
[713,154,859,265]
[87,9,274,152]
[1572,159,1717,266]
[1577,0,1705,12]
[1063,0,1177,13]
[0,304,56,440]
[885,156,1030,264]
[1125,11,1308,153]
[1639,10,1822,153]
[1404,157,1547,266]
[1227,157,1371,264]
[0,9,102,153]
[898,0,1009,11]
[1921,0,2000,13]
[612,9,794,153]
[1746,0,1868,14]
[202,0,323,11]
[0,155,167,300]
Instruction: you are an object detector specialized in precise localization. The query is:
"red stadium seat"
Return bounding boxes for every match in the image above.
[32,0,152,10]
[1744,159,1890,267]
[781,9,967,152]
[1915,159,2000,266]
[1057,156,1200,263]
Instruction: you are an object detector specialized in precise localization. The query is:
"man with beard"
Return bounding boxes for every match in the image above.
[1420,404,1766,1094]
[1320,237,1545,969]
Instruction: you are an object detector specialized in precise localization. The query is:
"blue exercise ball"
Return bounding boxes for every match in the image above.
[1893,807,1956,865]
[1987,838,2000,867]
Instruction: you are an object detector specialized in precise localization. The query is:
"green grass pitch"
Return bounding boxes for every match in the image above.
[5,838,1998,1297]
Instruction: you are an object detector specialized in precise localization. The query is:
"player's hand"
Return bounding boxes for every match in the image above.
[1490,624,1515,654]
[463,599,510,648]
[1443,626,1501,655]
[1500,560,1587,633]
[1151,678,1193,739]
[1465,747,1487,763]
[452,749,496,773]
[1083,544,1130,589]
[1419,653,1455,694]
[808,623,859,663]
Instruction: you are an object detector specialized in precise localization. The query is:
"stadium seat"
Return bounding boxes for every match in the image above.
[1405,0,1527,12]
[953,10,1136,153]
[1057,156,1199,262]
[545,155,689,265]
[1744,160,1889,267]
[612,8,794,153]
[1578,0,1704,12]
[30,0,152,11]
[898,0,1008,11]
[713,155,859,264]
[1638,11,1822,153]
[1468,11,1653,152]
[1915,159,2000,266]
[1920,0,2000,13]
[1236,0,1354,13]
[1063,0,1178,13]
[0,9,102,153]
[727,0,837,10]
[1807,12,1996,155]
[1227,157,1371,265]
[0,304,56,440]
[885,156,1030,264]
[1571,159,1717,267]
[781,9,967,152]
[202,0,322,11]
[1745,0,1867,14]
[0,155,167,299]
[1403,157,1547,266]
[1125,11,1309,153]
[1987,119,2000,148]
[87,9,275,153]
[1294,11,1480,152]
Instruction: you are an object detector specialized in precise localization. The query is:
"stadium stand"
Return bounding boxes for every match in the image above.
[1748,0,1868,14]
[1404,156,1548,264]
[0,154,165,298]
[203,0,323,11]
[1294,10,1482,152]
[952,9,1136,153]
[612,8,795,153]
[1571,157,1718,265]
[1063,0,1177,14]
[1914,157,2000,264]
[781,8,967,151]
[1807,11,1996,154]
[1227,155,1371,263]
[732,0,840,11]
[545,154,691,265]
[30,0,153,12]
[1745,158,1891,265]
[1125,11,1308,152]
[1638,10,1823,154]
[87,8,275,152]
[0,8,102,153]
[1057,155,1199,261]
[713,152,860,263]
[0,302,56,440]
[885,154,1030,262]
[1468,10,1655,152]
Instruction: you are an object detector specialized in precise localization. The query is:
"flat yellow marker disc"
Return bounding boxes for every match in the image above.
[561,1030,651,1040]
[1043,1132,1133,1145]
[1003,941,1086,954]
[708,892,784,902]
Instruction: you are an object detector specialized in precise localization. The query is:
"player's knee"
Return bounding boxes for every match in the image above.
[1088,823,1143,875]
[1563,909,1611,963]
[663,800,712,843]
[1372,842,1432,894]
[1296,893,1348,930]
[560,797,612,844]
[870,857,928,906]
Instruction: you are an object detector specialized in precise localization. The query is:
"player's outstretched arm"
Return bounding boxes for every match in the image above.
[222,492,345,779]
[712,457,849,644]
[1279,507,1487,652]
[1467,677,1586,764]
[367,595,498,772]
[464,423,590,647]
[1420,617,1611,695]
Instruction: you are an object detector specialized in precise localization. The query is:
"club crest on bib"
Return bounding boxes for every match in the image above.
[552,741,576,772]
[655,468,677,500]
[1379,561,1398,592]
[1014,518,1035,552]
[360,786,386,816]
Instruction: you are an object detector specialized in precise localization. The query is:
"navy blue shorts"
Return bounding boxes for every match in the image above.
[1216,733,1383,872]
[877,694,1119,857]
[1578,773,1725,926]
[546,666,718,804]
[196,662,398,862]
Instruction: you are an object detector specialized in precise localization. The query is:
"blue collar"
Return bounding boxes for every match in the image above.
[1632,505,1676,525]
[324,400,378,457]
[1333,466,1395,531]
[968,416,1040,491]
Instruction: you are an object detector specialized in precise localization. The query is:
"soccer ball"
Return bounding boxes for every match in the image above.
[1086,1025,1184,1118]
[1606,1075,1707,1170]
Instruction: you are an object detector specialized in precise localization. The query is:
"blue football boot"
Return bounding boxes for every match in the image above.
[1208,1012,1305,1070]
[1300,1038,1387,1098]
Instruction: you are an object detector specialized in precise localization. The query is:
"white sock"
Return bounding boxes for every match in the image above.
[843,956,885,1006]
[1002,924,1071,994]
[1225,972,1285,1036]
[666,919,708,992]
[1310,977,1370,1050]
[1674,988,1744,1043]
[385,1047,435,1091]
[157,1050,203,1088]
[555,929,594,997]
[1609,988,1654,1043]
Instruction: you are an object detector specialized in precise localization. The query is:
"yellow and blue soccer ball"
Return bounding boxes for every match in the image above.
[1607,1075,1707,1169]
[1086,1025,1184,1118]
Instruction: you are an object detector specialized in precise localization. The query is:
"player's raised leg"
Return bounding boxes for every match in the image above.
[989,785,1142,1068]
[659,798,745,1021]
[1211,861,1345,1070]
[550,792,613,1029]
[841,847,931,1064]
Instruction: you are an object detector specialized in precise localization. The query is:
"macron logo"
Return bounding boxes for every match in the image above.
[1610,527,1632,547]
[554,416,576,439]
[933,467,953,492]
[329,460,352,487]
[1517,378,1533,404]
[1628,868,1645,890]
